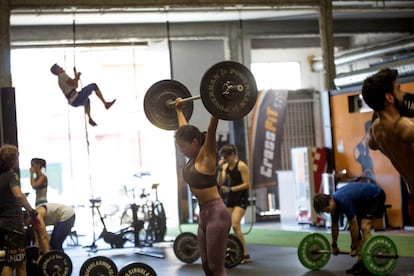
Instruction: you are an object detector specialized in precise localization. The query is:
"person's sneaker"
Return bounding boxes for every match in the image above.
[105,99,116,109]
[353,262,369,275]
[346,262,363,274]
[89,118,98,126]
[240,254,250,264]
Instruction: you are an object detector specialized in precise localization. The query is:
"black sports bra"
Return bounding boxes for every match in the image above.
[183,159,217,189]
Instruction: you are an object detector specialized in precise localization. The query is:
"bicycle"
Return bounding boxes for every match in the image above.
[85,172,167,252]
[120,181,167,247]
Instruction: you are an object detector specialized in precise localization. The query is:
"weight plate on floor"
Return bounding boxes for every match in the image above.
[25,246,40,276]
[173,232,199,263]
[38,250,73,276]
[297,233,331,270]
[79,256,118,276]
[200,61,258,120]
[144,80,194,130]
[118,262,157,276]
[25,246,39,261]
[362,235,398,276]
[225,234,243,268]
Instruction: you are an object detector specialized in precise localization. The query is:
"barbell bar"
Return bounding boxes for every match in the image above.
[164,82,245,108]
[298,233,399,276]
[310,249,399,259]
[143,61,258,130]
[166,95,201,108]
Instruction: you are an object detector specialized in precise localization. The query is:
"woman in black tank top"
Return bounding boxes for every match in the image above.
[175,98,231,276]
[218,144,251,264]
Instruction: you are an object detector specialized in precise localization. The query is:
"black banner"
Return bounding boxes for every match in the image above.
[250,89,288,189]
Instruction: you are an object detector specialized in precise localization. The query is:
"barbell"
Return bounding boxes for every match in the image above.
[143,61,258,130]
[297,233,399,276]
[173,232,243,268]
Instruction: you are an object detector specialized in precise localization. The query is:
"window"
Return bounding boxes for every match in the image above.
[11,44,179,233]
[251,62,302,90]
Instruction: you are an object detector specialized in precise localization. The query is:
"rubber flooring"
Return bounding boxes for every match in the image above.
[64,238,414,276]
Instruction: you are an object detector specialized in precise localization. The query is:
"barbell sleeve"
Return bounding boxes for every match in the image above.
[166,95,202,108]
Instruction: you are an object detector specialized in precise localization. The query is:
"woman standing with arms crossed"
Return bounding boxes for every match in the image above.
[175,98,231,276]
[217,144,250,264]
[30,158,48,206]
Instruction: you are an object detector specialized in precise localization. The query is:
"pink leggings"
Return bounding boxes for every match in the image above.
[198,198,231,276]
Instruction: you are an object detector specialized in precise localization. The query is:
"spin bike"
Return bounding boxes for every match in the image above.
[85,173,167,258]
[120,182,167,246]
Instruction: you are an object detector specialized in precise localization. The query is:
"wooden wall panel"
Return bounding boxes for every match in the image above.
[330,91,403,228]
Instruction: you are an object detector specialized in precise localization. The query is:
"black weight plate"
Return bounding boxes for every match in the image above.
[200,61,258,120]
[225,234,243,268]
[144,80,193,130]
[173,232,199,263]
[25,246,39,261]
[297,233,331,271]
[25,246,40,275]
[38,250,72,276]
[362,235,398,276]
[79,256,118,276]
[118,262,157,276]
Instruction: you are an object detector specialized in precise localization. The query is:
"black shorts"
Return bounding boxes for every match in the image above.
[358,190,386,220]
[0,226,26,266]
[225,190,250,209]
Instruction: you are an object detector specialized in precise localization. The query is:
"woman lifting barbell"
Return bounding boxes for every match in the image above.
[174,97,231,276]
[313,182,386,275]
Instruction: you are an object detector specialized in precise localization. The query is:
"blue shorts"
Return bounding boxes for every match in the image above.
[71,83,97,107]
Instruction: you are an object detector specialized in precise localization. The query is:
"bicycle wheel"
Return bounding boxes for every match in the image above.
[140,201,167,244]
[120,205,148,246]
[153,201,167,242]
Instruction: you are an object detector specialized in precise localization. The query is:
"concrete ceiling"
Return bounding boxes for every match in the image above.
[8,1,414,25]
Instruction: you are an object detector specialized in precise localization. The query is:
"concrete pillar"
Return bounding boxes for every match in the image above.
[318,0,335,90]
[0,0,12,87]
[226,21,254,165]
[0,87,18,146]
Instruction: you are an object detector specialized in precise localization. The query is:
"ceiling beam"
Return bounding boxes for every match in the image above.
[9,0,414,10]
[9,0,321,9]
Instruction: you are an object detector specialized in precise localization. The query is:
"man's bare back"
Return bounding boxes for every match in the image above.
[369,115,414,194]
[362,67,414,225]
